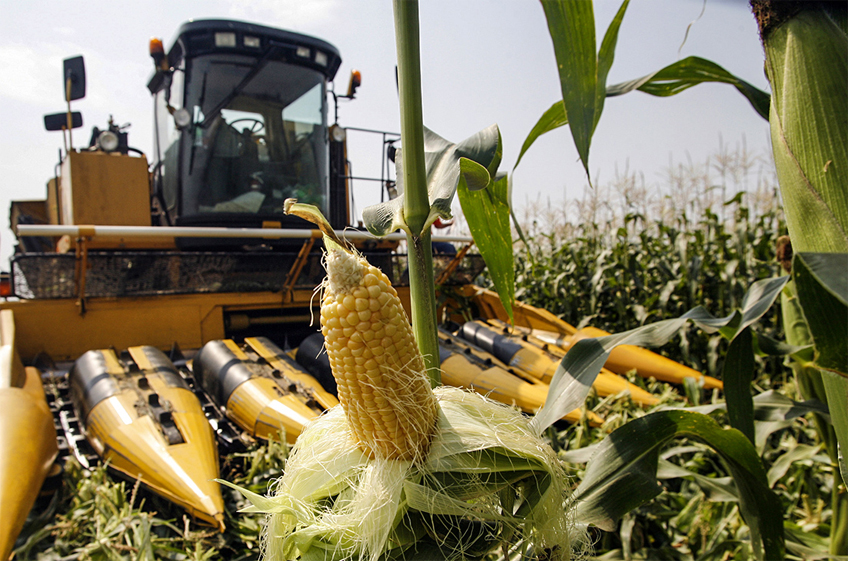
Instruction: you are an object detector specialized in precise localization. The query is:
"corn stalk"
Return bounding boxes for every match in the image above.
[751,0,848,554]
[392,0,440,386]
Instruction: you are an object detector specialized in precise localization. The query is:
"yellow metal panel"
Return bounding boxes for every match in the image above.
[57,234,178,252]
[244,337,339,409]
[60,151,150,226]
[462,286,578,338]
[1,291,287,362]
[0,309,25,389]
[227,377,319,443]
[0,368,58,560]
[85,380,225,530]
[223,339,249,360]
[47,177,61,224]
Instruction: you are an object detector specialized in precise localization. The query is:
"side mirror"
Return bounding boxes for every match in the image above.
[44,112,83,131]
[346,70,361,98]
[63,56,86,101]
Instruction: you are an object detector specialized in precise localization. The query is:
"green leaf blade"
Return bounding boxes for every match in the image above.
[513,100,567,171]
[515,57,770,173]
[594,0,631,131]
[573,411,785,561]
[457,174,514,323]
[794,253,848,376]
[541,0,597,177]
[723,327,756,444]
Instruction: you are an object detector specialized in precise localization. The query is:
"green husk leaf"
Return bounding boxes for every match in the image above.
[764,6,848,253]
[232,388,571,561]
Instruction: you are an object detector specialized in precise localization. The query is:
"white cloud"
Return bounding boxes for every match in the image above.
[0,44,67,107]
[224,0,341,32]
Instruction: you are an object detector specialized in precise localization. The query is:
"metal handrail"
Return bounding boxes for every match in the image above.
[15,224,474,243]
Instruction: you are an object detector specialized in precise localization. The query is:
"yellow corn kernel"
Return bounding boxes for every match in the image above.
[320,246,438,462]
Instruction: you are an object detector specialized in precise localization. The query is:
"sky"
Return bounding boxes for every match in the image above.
[0,0,772,269]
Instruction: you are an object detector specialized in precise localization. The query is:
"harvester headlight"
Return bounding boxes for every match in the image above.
[296,46,310,58]
[215,32,236,48]
[315,51,328,67]
[97,130,120,153]
[173,107,192,129]
[329,124,346,143]
[244,36,260,48]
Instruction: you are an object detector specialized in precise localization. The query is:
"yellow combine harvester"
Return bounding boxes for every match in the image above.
[0,19,720,555]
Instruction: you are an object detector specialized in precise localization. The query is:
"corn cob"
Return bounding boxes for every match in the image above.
[288,200,438,462]
[225,202,572,560]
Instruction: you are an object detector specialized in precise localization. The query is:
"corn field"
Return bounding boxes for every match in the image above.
[16,147,835,561]
[9,0,847,558]
[507,144,787,380]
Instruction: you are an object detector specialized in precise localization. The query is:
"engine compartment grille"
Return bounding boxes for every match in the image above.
[11,251,485,299]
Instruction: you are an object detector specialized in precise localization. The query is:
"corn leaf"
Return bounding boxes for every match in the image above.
[572,410,785,561]
[457,173,514,323]
[605,56,770,117]
[723,327,756,444]
[766,444,824,488]
[532,277,791,558]
[656,459,739,502]
[540,0,630,180]
[795,252,848,486]
[362,125,501,238]
[531,275,789,433]
[595,0,631,131]
[683,389,830,423]
[514,101,568,171]
[823,373,848,488]
[793,253,848,377]
[540,0,597,179]
[514,56,770,171]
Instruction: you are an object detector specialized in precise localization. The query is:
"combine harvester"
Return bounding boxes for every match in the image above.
[0,19,721,555]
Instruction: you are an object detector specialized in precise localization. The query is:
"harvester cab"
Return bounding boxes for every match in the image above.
[146,20,350,235]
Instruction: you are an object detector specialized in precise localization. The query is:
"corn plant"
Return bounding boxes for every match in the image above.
[518,0,847,557]
[503,199,788,380]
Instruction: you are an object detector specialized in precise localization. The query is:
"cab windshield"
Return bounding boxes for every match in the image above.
[180,55,328,218]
